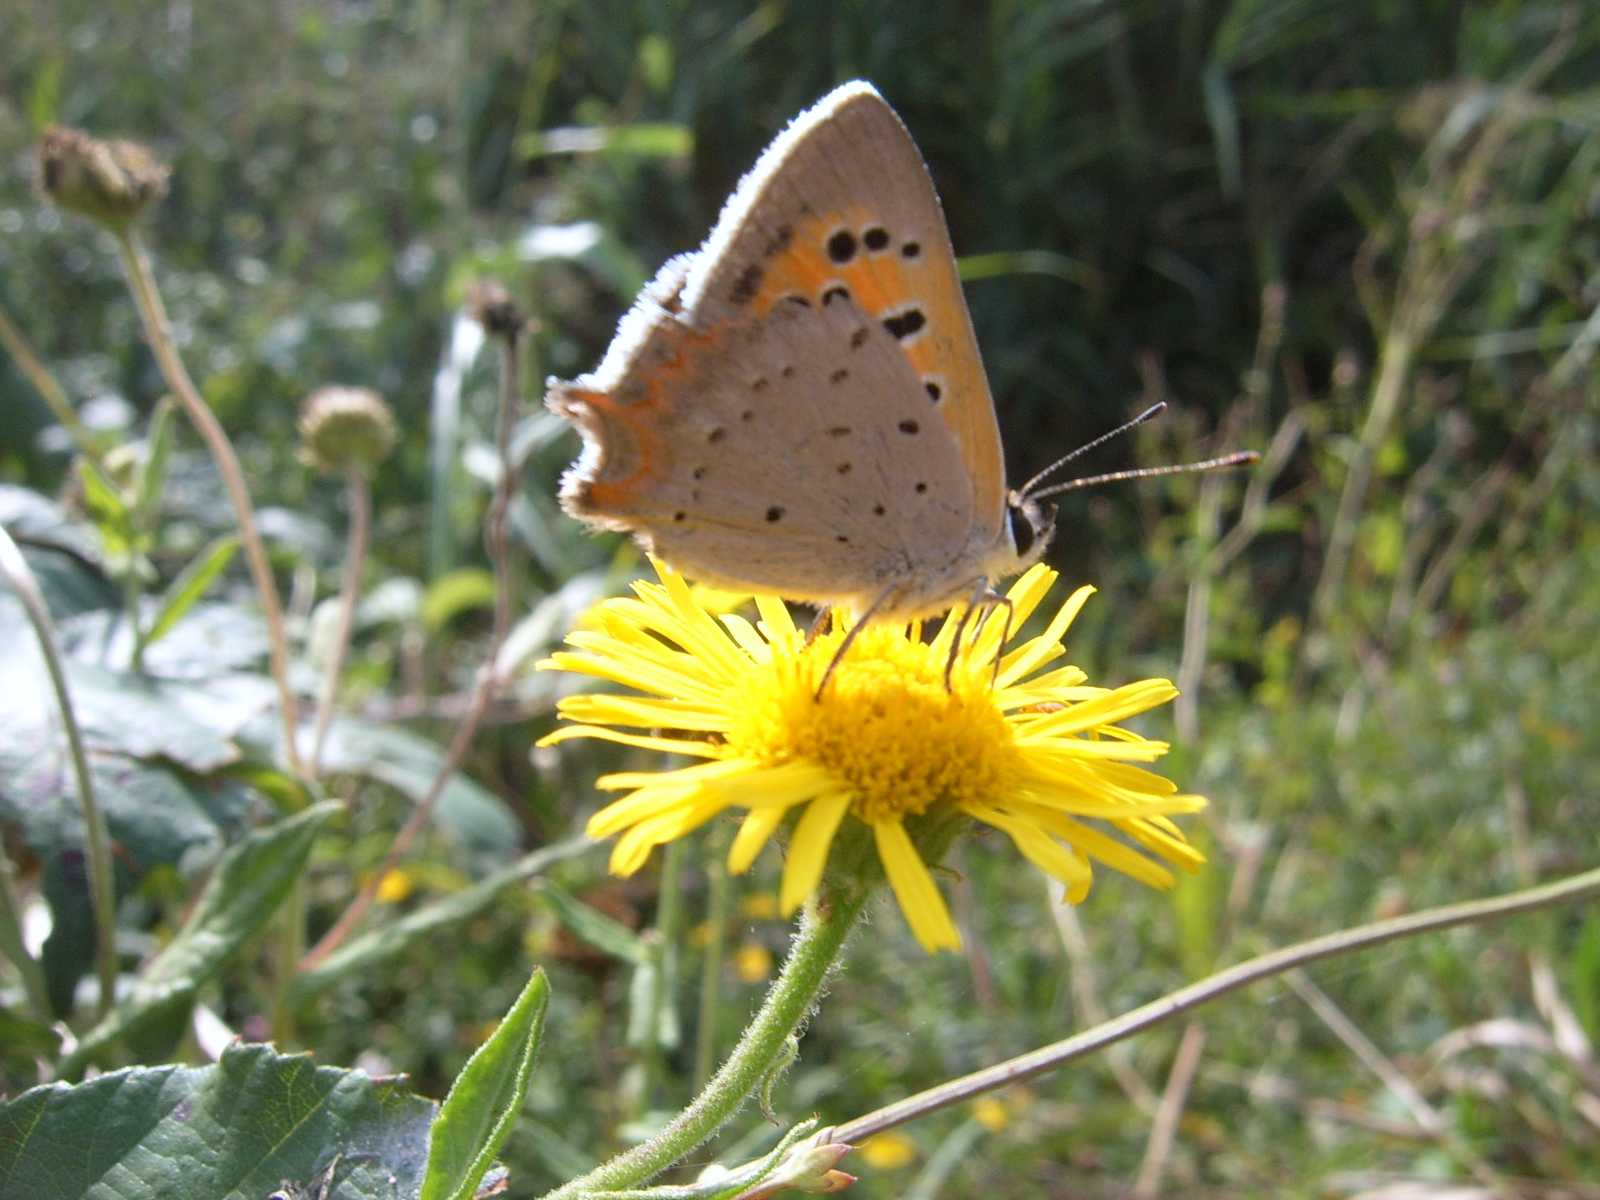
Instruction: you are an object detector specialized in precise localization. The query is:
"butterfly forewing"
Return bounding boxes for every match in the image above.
[685,84,1007,533]
[549,82,1018,617]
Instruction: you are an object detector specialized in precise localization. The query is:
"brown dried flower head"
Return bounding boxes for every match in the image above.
[298,386,397,476]
[466,279,527,340]
[38,125,169,229]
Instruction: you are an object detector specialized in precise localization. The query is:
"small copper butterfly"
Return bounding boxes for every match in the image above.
[548,81,1055,622]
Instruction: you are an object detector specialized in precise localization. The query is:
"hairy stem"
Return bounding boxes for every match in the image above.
[542,888,869,1200]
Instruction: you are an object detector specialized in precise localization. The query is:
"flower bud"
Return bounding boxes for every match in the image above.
[733,1129,855,1198]
[37,125,169,229]
[297,386,397,476]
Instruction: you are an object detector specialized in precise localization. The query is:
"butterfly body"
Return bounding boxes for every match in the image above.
[549,81,1055,620]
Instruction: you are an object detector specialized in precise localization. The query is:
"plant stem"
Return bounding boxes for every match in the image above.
[308,469,372,774]
[112,228,304,778]
[0,303,104,468]
[833,863,1600,1143]
[299,318,524,969]
[542,887,869,1200]
[0,523,118,1019]
[0,823,53,1023]
[693,845,732,1088]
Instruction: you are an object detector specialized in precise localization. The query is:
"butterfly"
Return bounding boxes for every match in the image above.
[547,81,1056,625]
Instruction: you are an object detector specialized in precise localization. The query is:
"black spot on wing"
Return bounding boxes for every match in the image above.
[883,308,926,341]
[730,262,763,305]
[827,229,856,263]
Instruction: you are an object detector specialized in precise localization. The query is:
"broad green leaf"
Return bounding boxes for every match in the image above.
[291,837,593,1002]
[143,535,240,649]
[420,968,549,1200]
[421,567,496,632]
[59,802,341,1077]
[314,718,520,857]
[0,1041,435,1199]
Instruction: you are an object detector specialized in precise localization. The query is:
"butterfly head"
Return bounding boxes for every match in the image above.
[1005,489,1056,573]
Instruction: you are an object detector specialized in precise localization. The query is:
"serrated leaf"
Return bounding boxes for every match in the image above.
[143,535,240,649]
[291,837,593,1002]
[0,1041,435,1199]
[420,968,548,1200]
[59,802,341,1077]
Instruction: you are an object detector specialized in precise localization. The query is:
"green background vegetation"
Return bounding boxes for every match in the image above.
[2,1,1598,1196]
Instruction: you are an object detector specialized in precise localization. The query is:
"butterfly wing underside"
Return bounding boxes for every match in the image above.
[549,82,1010,613]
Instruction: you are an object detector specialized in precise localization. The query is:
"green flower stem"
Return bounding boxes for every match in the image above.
[299,317,524,970]
[113,228,305,779]
[307,468,372,774]
[542,886,869,1200]
[833,863,1600,1144]
[0,303,104,468]
[0,523,118,1019]
[693,843,732,1088]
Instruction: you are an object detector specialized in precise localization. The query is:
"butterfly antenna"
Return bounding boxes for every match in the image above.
[1027,450,1261,501]
[1016,402,1168,499]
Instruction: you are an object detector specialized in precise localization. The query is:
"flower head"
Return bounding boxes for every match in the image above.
[297,385,396,476]
[37,125,169,230]
[539,560,1205,952]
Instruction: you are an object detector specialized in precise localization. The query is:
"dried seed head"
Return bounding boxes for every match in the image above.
[297,386,397,476]
[466,279,527,339]
[37,125,169,229]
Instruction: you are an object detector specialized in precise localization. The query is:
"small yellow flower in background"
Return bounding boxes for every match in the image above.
[858,1132,917,1170]
[971,1095,1009,1132]
[539,559,1205,953]
[734,940,774,984]
[739,891,780,920]
[372,867,415,905]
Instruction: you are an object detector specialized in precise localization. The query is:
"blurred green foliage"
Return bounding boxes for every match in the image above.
[2,1,1598,1197]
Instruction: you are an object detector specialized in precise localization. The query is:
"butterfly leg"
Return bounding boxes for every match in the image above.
[813,586,898,700]
[942,580,1013,691]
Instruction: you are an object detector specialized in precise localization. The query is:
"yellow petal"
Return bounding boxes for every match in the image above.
[779,792,852,914]
[728,805,791,874]
[873,820,961,952]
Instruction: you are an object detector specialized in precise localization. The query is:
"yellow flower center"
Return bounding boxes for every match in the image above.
[727,624,1018,823]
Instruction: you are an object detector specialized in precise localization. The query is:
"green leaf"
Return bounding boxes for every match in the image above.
[314,718,520,857]
[143,535,240,649]
[0,1041,435,1198]
[517,121,692,159]
[421,567,496,632]
[290,837,593,1002]
[59,802,341,1076]
[131,397,176,532]
[533,879,647,964]
[420,968,549,1200]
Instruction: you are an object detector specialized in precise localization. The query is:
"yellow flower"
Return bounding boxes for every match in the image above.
[734,940,774,983]
[539,559,1205,953]
[858,1131,917,1169]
